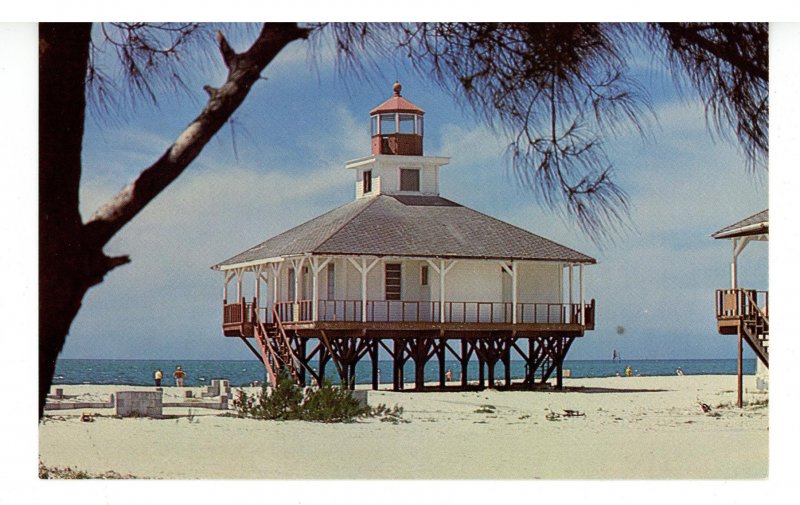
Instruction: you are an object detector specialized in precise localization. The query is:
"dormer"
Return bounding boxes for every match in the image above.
[347,83,449,199]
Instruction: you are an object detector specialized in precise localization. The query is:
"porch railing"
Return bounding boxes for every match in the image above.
[222,298,255,326]
[262,298,594,326]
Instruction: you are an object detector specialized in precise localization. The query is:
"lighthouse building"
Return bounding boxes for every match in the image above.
[213,83,596,391]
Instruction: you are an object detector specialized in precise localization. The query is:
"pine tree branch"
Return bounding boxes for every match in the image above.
[84,23,310,249]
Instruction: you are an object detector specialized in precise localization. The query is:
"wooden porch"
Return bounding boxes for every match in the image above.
[224,298,595,336]
[222,297,595,392]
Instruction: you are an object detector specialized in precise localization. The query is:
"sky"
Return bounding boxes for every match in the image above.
[54,23,771,362]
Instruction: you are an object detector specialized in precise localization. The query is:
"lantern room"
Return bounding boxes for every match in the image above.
[370,81,425,156]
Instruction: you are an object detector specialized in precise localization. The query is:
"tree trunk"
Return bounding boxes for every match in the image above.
[39,22,97,418]
[38,22,309,418]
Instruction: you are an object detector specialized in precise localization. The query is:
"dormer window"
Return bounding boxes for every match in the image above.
[400,168,420,192]
[363,170,372,193]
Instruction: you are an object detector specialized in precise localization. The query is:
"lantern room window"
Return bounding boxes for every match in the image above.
[399,114,415,134]
[370,115,379,136]
[380,113,396,135]
[372,113,423,136]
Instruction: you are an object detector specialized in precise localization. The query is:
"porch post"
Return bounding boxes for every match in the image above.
[223,270,234,304]
[579,263,585,325]
[511,261,518,324]
[348,257,379,322]
[271,262,282,314]
[361,257,369,322]
[568,264,574,304]
[312,257,319,321]
[427,259,457,323]
[731,238,739,289]
[254,266,261,312]
[294,259,302,305]
[236,269,243,301]
[310,257,331,322]
[258,269,270,322]
[440,259,446,323]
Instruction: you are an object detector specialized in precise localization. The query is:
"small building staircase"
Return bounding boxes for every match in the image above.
[740,293,768,367]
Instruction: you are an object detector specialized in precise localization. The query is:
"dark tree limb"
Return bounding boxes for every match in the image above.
[39,22,310,418]
[84,23,310,249]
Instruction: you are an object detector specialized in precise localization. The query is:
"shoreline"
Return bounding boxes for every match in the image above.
[39,374,768,479]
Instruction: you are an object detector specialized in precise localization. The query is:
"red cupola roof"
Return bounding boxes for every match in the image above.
[370,82,425,115]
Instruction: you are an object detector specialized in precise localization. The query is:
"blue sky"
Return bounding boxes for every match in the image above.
[58,24,769,362]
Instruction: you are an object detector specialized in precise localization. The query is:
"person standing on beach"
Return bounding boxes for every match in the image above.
[173,366,186,387]
[154,368,163,387]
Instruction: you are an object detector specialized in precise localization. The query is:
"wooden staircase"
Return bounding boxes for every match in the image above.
[740,291,768,367]
[253,307,301,385]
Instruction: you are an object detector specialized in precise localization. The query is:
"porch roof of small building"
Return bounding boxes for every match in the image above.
[712,209,769,239]
[212,194,596,269]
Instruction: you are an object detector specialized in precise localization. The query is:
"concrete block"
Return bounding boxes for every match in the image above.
[116,391,163,418]
[351,390,369,408]
[203,379,232,398]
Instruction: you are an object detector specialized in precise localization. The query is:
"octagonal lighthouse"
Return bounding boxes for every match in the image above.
[212,83,596,392]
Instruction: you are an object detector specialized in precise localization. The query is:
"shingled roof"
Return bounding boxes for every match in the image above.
[712,209,769,239]
[213,195,595,269]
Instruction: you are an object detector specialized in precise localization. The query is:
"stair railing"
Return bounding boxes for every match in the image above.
[271,306,301,382]
[744,290,769,327]
[252,306,278,386]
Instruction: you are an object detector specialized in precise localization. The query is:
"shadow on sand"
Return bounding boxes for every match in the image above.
[560,385,670,394]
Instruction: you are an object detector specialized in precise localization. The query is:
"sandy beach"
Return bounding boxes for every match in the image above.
[38,375,768,479]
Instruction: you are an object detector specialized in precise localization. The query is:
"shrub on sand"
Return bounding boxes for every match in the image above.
[233,370,404,423]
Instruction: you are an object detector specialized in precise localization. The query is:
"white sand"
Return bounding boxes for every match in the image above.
[38,375,768,479]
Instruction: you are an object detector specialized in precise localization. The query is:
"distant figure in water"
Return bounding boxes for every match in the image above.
[612,349,620,361]
[676,367,684,376]
[173,365,186,387]
[445,368,453,382]
[625,366,632,377]
[154,369,163,387]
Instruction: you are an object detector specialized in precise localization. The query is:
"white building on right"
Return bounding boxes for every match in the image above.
[713,209,768,407]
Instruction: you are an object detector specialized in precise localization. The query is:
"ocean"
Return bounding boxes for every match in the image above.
[52,358,756,388]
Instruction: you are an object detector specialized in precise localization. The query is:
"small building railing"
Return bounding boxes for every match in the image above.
[715,288,768,320]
